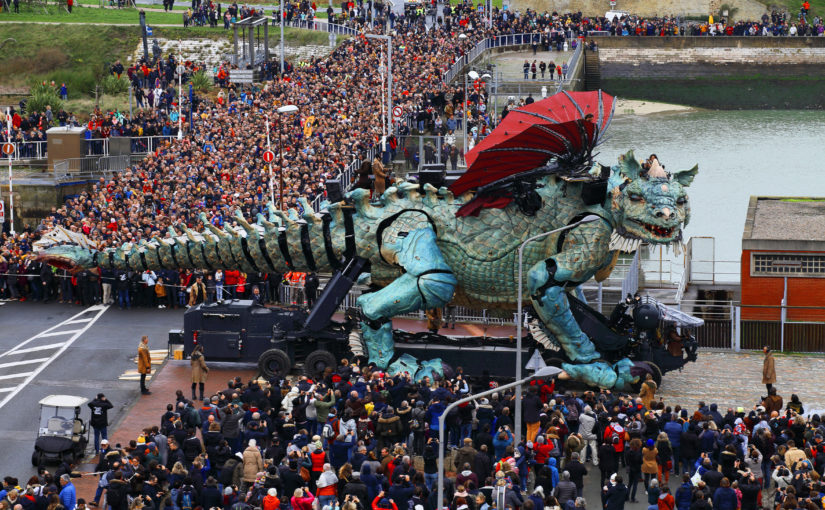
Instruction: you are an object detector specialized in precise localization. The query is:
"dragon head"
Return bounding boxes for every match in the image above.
[606,150,697,251]
[35,245,96,272]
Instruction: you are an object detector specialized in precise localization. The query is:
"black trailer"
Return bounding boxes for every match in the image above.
[168,257,698,385]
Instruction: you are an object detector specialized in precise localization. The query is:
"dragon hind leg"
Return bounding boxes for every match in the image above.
[356,228,457,374]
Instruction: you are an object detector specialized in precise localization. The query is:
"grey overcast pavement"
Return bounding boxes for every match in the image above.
[0,301,183,478]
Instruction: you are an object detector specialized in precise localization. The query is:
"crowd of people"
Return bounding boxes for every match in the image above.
[7,347,824,510]
[1,0,820,296]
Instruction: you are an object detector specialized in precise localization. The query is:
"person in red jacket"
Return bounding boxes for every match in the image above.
[291,488,315,510]
[372,492,398,510]
[224,269,240,298]
[262,489,280,510]
[604,419,629,464]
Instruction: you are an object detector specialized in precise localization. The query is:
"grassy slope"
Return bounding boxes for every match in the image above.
[758,0,821,18]
[0,24,141,94]
[0,4,182,23]
[0,23,337,97]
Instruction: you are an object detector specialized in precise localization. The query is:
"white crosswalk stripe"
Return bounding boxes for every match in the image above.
[0,304,110,410]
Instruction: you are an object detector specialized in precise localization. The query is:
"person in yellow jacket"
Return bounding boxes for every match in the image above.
[137,336,152,395]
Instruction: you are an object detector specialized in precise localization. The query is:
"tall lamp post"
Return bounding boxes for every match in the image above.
[513,214,601,445]
[275,104,298,211]
[437,366,562,509]
[280,0,285,74]
[365,34,393,149]
[5,107,15,235]
[463,70,479,158]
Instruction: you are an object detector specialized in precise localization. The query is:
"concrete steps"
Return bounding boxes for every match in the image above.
[584,49,601,91]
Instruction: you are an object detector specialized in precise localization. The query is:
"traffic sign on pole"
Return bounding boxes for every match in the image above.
[262,150,275,163]
[0,199,4,224]
[392,106,402,119]
[2,143,14,155]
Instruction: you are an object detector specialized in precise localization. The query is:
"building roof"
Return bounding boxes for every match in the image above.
[743,196,825,251]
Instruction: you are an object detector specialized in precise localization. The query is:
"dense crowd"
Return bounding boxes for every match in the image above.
[8,350,825,510]
[1,0,821,296]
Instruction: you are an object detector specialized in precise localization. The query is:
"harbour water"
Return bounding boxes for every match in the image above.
[598,110,825,264]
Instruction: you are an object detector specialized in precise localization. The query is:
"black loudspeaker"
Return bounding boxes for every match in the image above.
[419,163,446,188]
[325,179,344,203]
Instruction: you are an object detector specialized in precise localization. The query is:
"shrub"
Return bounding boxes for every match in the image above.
[189,71,212,93]
[26,88,63,115]
[102,74,130,96]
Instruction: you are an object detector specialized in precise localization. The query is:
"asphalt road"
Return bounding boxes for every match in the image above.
[0,301,184,479]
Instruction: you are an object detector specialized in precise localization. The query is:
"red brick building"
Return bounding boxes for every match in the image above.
[741,196,825,321]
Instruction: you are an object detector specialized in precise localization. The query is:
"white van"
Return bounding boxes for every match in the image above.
[604,10,629,21]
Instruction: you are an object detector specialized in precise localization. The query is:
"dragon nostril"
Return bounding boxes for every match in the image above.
[655,211,664,217]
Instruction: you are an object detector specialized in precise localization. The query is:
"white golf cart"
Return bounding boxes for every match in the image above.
[32,395,90,466]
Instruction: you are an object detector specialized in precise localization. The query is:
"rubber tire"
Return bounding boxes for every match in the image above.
[647,361,663,387]
[303,350,337,379]
[31,450,40,467]
[258,348,292,379]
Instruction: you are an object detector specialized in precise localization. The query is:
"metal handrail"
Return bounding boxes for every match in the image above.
[443,31,575,85]
[6,140,47,160]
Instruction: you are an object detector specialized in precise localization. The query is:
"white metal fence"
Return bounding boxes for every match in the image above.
[443,31,576,85]
[271,17,362,36]
[52,155,133,180]
[6,140,47,160]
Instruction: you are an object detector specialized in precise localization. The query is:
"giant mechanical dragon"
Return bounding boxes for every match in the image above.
[38,92,698,390]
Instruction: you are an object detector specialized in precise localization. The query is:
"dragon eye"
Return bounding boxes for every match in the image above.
[629,194,644,202]
[676,196,687,205]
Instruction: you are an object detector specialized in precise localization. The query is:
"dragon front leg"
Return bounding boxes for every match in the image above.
[356,227,457,379]
[526,220,644,390]
[527,258,601,363]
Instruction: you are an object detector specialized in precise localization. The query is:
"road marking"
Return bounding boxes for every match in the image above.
[0,372,33,381]
[0,358,50,369]
[0,304,109,411]
[37,329,83,338]
[0,388,14,393]
[8,343,67,355]
[0,304,106,359]
[65,318,93,325]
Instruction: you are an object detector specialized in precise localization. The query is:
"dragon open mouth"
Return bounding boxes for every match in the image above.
[35,253,79,272]
[640,222,675,238]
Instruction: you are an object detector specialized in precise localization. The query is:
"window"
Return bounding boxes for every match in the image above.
[751,253,825,278]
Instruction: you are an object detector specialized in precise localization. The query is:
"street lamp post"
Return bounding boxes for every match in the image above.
[513,214,601,446]
[437,366,562,509]
[275,104,298,211]
[365,34,393,148]
[5,107,15,235]
[280,0,285,74]
[177,41,183,140]
[463,70,479,159]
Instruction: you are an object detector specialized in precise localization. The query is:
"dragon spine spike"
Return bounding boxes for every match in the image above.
[235,212,258,236]
[436,187,455,203]
[348,330,365,357]
[529,319,560,352]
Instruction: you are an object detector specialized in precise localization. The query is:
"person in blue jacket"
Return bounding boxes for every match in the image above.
[59,474,77,510]
[492,427,514,460]
[674,474,694,510]
[712,478,738,510]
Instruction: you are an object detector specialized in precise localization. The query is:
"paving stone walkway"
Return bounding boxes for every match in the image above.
[657,350,825,414]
